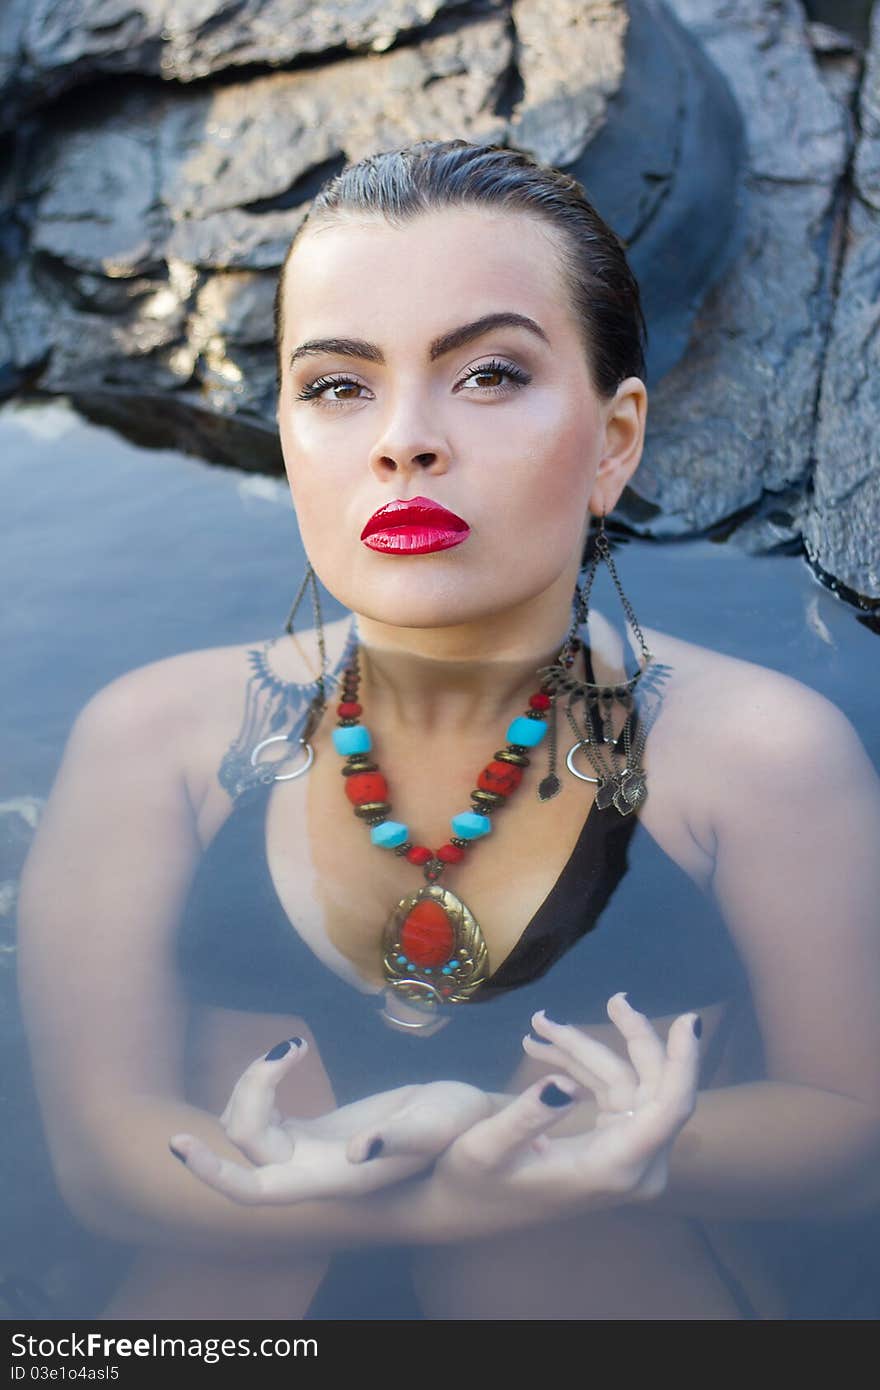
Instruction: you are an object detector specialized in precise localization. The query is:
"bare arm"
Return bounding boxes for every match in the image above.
[617,674,880,1222]
[14,660,443,1257]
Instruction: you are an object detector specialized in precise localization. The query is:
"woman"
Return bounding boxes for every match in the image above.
[17,139,880,1321]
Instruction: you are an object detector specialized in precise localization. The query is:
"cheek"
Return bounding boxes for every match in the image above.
[279,425,335,521]
[509,414,594,527]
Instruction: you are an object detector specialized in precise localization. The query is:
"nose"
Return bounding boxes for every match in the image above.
[369,444,450,481]
[367,406,451,483]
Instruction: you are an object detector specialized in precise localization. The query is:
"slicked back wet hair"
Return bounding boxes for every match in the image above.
[272,138,647,400]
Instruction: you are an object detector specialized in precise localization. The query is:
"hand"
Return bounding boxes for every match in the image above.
[168,1036,494,1205]
[376,994,702,1242]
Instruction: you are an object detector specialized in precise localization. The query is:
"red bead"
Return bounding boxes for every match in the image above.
[344,771,389,805]
[406,845,433,865]
[337,701,362,717]
[477,760,523,797]
[529,691,551,710]
[401,899,454,967]
[436,843,465,863]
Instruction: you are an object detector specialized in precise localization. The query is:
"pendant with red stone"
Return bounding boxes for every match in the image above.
[382,882,489,1017]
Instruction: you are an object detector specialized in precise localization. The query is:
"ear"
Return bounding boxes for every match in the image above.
[587,377,647,516]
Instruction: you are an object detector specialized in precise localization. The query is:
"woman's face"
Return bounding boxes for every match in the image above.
[277,206,639,630]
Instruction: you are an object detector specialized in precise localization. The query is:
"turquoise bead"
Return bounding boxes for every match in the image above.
[370,820,409,848]
[506,715,547,747]
[332,724,372,755]
[450,811,491,839]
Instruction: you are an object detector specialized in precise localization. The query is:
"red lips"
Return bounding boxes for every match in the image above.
[360,496,471,555]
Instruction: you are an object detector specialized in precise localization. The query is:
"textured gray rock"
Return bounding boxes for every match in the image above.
[510,0,628,165]
[0,0,476,123]
[803,1,880,601]
[620,0,852,544]
[8,0,744,459]
[11,10,522,423]
[570,0,745,386]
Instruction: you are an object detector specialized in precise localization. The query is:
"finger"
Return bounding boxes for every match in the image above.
[442,1074,580,1176]
[170,1132,431,1204]
[219,1036,307,1127]
[220,1037,307,1164]
[605,993,668,1097]
[653,1011,702,1120]
[168,1134,278,1205]
[346,1082,494,1163]
[521,1034,609,1096]
[575,1012,700,1174]
[528,1011,636,1107]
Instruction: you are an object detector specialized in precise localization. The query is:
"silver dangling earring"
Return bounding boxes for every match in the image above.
[283,559,329,704]
[246,561,351,785]
[538,508,661,816]
[220,563,357,801]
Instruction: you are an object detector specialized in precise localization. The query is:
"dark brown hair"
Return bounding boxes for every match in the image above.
[273,137,647,398]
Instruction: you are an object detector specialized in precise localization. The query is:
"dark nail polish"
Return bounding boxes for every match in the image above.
[365,1137,384,1160]
[289,1036,304,1048]
[692,1015,703,1039]
[169,1145,187,1165]
[265,1039,291,1061]
[540,1082,574,1108]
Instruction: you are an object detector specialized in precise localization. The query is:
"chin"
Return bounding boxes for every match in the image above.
[335,578,514,631]
[316,547,570,630]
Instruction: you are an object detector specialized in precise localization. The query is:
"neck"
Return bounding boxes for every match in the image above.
[349,585,584,739]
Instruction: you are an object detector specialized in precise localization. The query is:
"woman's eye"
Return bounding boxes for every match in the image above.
[295,359,530,408]
[295,375,365,406]
[457,360,531,395]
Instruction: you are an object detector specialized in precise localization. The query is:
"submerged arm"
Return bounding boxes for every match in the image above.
[13,666,461,1258]
[498,675,880,1226]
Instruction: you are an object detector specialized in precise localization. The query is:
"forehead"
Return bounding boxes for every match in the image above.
[280,207,573,341]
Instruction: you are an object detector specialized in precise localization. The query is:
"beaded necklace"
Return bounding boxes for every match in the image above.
[246,564,661,1035]
[332,623,584,1033]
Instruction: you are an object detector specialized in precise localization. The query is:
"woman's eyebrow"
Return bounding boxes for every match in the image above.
[288,312,550,369]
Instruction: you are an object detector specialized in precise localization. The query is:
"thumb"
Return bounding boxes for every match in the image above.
[345,1083,493,1164]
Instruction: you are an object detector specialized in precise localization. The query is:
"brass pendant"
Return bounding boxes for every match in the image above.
[379,883,490,1034]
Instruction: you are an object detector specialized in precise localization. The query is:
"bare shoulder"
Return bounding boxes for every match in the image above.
[75,616,355,817]
[639,620,857,733]
[640,623,871,828]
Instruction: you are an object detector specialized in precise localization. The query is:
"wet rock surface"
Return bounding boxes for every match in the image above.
[628,5,858,557]
[0,0,878,604]
[802,0,880,599]
[0,0,473,118]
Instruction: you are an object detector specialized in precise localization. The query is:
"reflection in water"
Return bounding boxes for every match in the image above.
[4,400,880,1320]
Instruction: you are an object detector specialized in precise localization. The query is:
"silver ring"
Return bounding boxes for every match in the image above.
[249,733,315,781]
[565,741,601,784]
